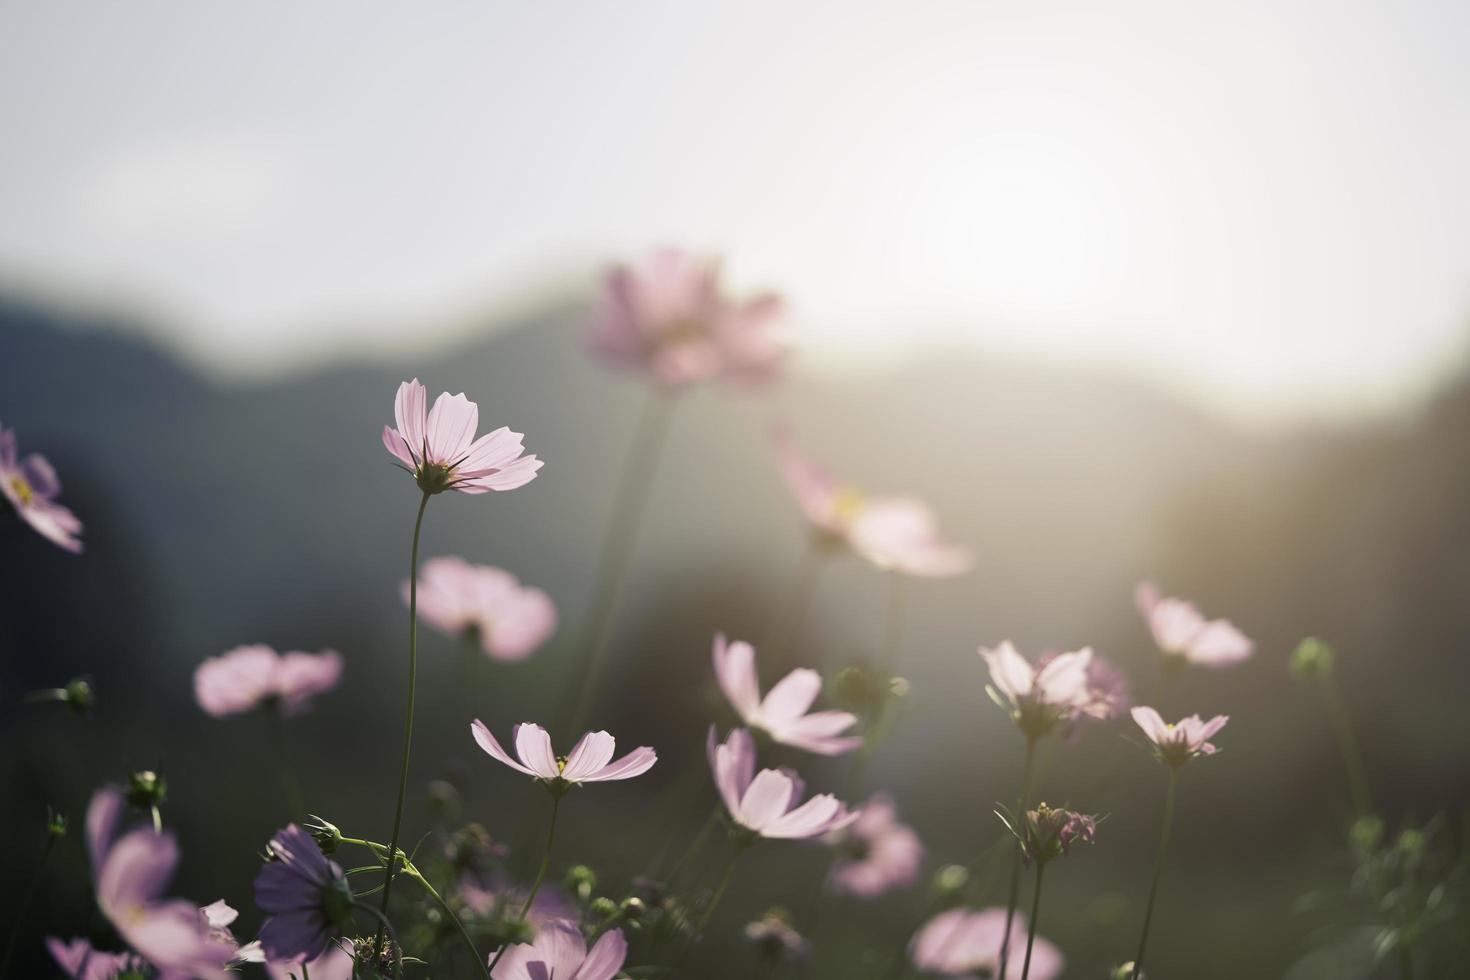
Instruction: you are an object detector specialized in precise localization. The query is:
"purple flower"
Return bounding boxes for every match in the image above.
[1136,582,1253,668]
[489,920,628,980]
[587,248,786,388]
[407,556,557,661]
[0,424,82,552]
[1011,802,1099,866]
[1033,648,1133,725]
[712,634,860,756]
[909,907,1063,980]
[193,645,343,718]
[84,788,237,979]
[254,824,354,964]
[264,945,355,980]
[707,727,859,840]
[826,793,924,898]
[382,379,542,494]
[472,721,657,790]
[1131,706,1229,767]
[744,911,811,964]
[45,937,143,980]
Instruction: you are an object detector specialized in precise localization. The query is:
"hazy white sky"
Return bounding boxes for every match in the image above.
[2,1,1468,419]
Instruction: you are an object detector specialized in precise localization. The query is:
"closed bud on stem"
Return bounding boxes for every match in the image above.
[1289,637,1336,681]
[932,863,970,897]
[565,864,597,901]
[125,770,167,810]
[619,896,646,920]
[304,814,344,854]
[589,896,618,919]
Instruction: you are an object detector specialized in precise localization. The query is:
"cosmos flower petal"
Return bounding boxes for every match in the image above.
[382,425,416,468]
[513,724,561,779]
[472,720,539,776]
[393,380,428,457]
[584,746,658,782]
[712,635,762,721]
[981,642,1034,701]
[561,731,617,780]
[759,669,823,725]
[738,769,797,831]
[1130,706,1170,743]
[576,928,629,980]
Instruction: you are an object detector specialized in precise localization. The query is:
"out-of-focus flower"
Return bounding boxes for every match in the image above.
[712,634,860,756]
[932,864,971,899]
[1135,583,1252,669]
[707,727,859,841]
[773,428,866,543]
[45,937,144,980]
[382,378,542,494]
[909,906,1063,980]
[826,793,924,898]
[264,944,355,980]
[489,920,628,980]
[193,645,343,718]
[457,874,577,926]
[981,642,1098,738]
[1131,706,1229,767]
[254,824,355,964]
[471,721,657,792]
[587,248,786,388]
[744,909,811,965]
[202,899,267,966]
[0,425,83,552]
[25,676,96,715]
[850,498,972,578]
[1289,636,1337,680]
[84,788,236,979]
[1034,649,1131,722]
[1002,802,1098,867]
[407,557,556,661]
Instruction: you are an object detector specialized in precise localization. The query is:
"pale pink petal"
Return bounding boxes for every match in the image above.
[981,642,1034,702]
[456,427,525,476]
[531,920,586,980]
[1130,706,1170,745]
[583,746,657,782]
[1034,647,1093,706]
[86,787,125,872]
[738,769,797,831]
[712,635,762,721]
[393,380,427,458]
[471,720,538,776]
[1188,620,1253,666]
[513,724,561,779]
[708,727,752,818]
[97,828,178,914]
[758,669,822,725]
[425,392,479,463]
[483,586,556,661]
[382,426,416,468]
[194,645,279,717]
[561,731,617,780]
[460,455,543,492]
[763,794,843,839]
[574,929,628,980]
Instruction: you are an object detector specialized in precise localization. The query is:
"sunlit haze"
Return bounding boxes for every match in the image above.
[3,1,1469,419]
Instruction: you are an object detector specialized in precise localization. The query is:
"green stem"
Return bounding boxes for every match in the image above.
[272,705,305,820]
[0,833,55,980]
[879,573,905,674]
[1398,941,1414,980]
[997,735,1039,979]
[566,390,675,731]
[843,575,908,800]
[373,490,431,961]
[696,845,744,934]
[1130,768,1179,980]
[1021,861,1046,980]
[1321,672,1373,818]
[488,794,563,974]
[354,901,405,979]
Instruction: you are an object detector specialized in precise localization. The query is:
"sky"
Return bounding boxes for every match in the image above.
[2,1,1469,420]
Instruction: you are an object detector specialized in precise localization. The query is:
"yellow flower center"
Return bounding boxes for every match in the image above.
[830,486,865,525]
[9,475,32,506]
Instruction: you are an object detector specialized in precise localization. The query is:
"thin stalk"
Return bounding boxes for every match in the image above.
[1398,941,1414,980]
[696,845,744,934]
[1320,672,1373,818]
[879,573,905,674]
[997,735,1039,979]
[1130,768,1179,980]
[373,490,431,960]
[566,390,675,732]
[488,794,562,974]
[0,832,55,980]
[843,575,908,799]
[1020,862,1046,980]
[272,705,304,820]
[665,805,720,888]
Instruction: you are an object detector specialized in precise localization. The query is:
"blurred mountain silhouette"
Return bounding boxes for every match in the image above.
[2,293,1467,978]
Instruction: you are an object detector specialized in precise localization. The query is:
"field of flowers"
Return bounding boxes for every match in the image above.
[3,250,1465,980]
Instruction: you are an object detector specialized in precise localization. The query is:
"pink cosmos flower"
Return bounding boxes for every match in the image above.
[254,824,354,964]
[826,793,924,898]
[1034,648,1132,722]
[744,912,811,964]
[773,428,866,542]
[707,727,859,840]
[0,424,83,552]
[850,498,972,578]
[1135,582,1253,668]
[1131,706,1229,767]
[46,937,144,980]
[712,634,860,756]
[587,248,786,388]
[981,642,1098,738]
[407,556,556,661]
[382,379,542,494]
[193,645,343,718]
[471,721,657,789]
[489,920,628,980]
[909,906,1063,980]
[85,788,237,979]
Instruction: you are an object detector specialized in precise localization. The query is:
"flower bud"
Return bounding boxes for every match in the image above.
[1111,962,1144,980]
[126,771,167,810]
[1289,637,1336,680]
[304,815,344,854]
[932,863,970,897]
[564,864,597,901]
[62,678,95,714]
[590,896,618,919]
[620,896,646,920]
[47,807,67,839]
